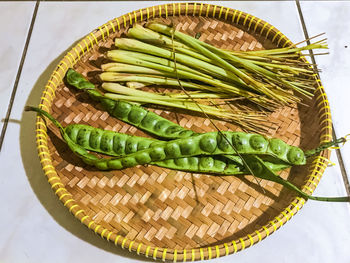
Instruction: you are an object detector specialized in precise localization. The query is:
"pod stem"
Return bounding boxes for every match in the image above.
[25,106,64,132]
[305,137,347,158]
[25,106,100,164]
[246,155,350,202]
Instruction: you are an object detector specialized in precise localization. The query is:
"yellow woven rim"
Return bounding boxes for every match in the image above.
[35,3,332,261]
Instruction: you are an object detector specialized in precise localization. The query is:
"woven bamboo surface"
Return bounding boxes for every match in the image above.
[35,3,333,262]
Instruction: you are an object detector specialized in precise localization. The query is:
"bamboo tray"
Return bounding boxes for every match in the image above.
[35,3,333,262]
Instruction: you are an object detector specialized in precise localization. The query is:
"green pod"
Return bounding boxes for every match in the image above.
[91,131,305,170]
[64,123,291,173]
[66,123,305,167]
[154,155,290,175]
[26,105,305,169]
[156,156,245,175]
[26,106,350,202]
[65,123,158,157]
[64,124,292,173]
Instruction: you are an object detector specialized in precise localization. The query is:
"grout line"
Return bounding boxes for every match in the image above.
[295,0,317,67]
[0,1,40,151]
[295,0,350,195]
[333,129,350,197]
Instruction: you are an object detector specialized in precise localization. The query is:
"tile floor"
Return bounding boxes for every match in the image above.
[0,1,349,263]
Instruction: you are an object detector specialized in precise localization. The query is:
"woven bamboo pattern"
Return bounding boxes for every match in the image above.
[35,3,333,262]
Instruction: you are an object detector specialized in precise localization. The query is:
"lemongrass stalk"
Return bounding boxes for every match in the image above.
[106,51,265,101]
[199,38,313,97]
[104,93,265,132]
[146,23,317,97]
[101,82,231,115]
[102,82,176,101]
[168,92,232,99]
[101,62,172,75]
[175,47,212,62]
[107,50,211,79]
[102,82,236,102]
[248,60,311,73]
[104,93,235,118]
[146,23,286,100]
[101,72,201,87]
[100,72,225,93]
[100,72,245,100]
[146,24,256,84]
[128,25,211,62]
[114,38,244,85]
[128,24,187,48]
[126,82,148,89]
[227,41,328,56]
[221,53,313,73]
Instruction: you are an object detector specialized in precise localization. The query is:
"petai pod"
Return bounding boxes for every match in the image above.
[154,155,290,175]
[27,106,350,202]
[63,122,305,167]
[65,124,159,157]
[65,123,305,167]
[27,104,292,173]
[64,123,291,173]
[65,68,195,140]
[90,131,306,170]
[29,104,304,170]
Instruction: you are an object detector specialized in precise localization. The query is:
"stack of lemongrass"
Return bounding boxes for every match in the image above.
[99,22,327,130]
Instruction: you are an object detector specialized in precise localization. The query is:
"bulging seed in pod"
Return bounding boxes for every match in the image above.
[232,132,249,152]
[154,120,171,134]
[249,135,268,151]
[217,133,232,152]
[269,138,287,156]
[287,146,305,165]
[100,133,114,153]
[137,140,155,151]
[180,138,197,155]
[164,142,182,158]
[128,107,147,124]
[214,159,226,170]
[113,101,132,118]
[90,129,103,149]
[188,156,199,167]
[199,156,215,169]
[149,146,166,161]
[125,137,139,154]
[135,152,152,164]
[174,157,189,167]
[165,125,183,135]
[140,114,158,129]
[199,134,217,153]
[121,157,138,168]
[76,128,90,146]
[113,135,126,155]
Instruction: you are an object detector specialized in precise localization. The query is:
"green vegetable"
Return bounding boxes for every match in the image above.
[105,49,272,108]
[25,107,350,202]
[27,106,288,174]
[29,106,297,165]
[146,22,322,99]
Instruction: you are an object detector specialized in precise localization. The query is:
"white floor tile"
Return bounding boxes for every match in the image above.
[0,2,35,132]
[2,1,349,263]
[300,1,350,180]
